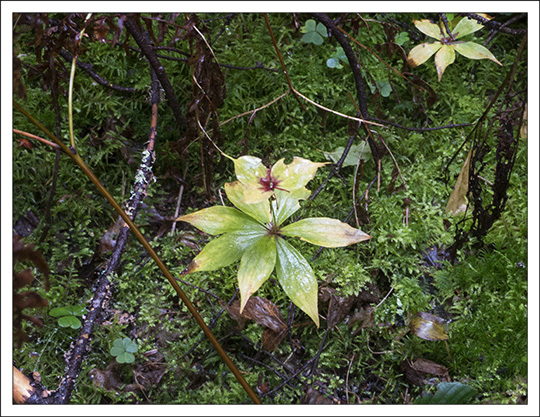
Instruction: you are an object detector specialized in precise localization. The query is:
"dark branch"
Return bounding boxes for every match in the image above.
[58,49,138,93]
[125,15,186,130]
[464,13,527,36]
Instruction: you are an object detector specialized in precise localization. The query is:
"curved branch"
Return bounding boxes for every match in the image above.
[464,13,527,35]
[370,118,474,132]
[58,49,138,93]
[124,15,186,129]
[311,13,379,162]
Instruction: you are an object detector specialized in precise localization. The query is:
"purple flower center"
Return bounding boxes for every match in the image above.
[258,169,280,192]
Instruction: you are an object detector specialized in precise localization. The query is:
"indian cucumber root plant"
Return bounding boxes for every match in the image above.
[11,11,529,406]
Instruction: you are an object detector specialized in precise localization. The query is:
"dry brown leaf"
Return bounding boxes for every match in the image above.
[446,148,472,215]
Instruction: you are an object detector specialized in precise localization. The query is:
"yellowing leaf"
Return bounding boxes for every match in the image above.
[233,155,269,189]
[407,42,443,68]
[238,235,277,312]
[520,103,527,138]
[446,148,472,215]
[453,42,502,65]
[413,19,445,39]
[272,157,328,192]
[410,311,449,341]
[275,238,319,327]
[281,217,371,248]
[185,231,264,274]
[177,206,260,235]
[434,44,456,81]
[224,181,272,224]
[453,14,492,39]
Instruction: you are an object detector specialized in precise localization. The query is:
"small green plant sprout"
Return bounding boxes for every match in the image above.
[300,19,328,45]
[110,337,138,364]
[49,305,86,329]
[177,156,372,327]
[407,14,502,81]
[326,46,348,69]
[394,31,410,46]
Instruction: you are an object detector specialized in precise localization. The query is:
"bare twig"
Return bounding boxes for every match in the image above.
[125,15,186,129]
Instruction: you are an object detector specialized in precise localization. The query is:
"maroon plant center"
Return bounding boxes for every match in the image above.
[259,169,282,192]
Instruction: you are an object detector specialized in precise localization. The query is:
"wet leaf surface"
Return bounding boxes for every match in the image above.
[409,311,449,341]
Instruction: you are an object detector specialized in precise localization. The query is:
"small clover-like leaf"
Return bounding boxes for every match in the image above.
[395,31,410,46]
[57,315,82,329]
[301,19,328,45]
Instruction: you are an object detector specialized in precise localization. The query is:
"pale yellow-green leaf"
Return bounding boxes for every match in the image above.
[177,206,261,235]
[233,155,268,188]
[272,157,328,192]
[446,148,472,215]
[407,42,443,68]
[185,230,265,274]
[275,238,319,327]
[238,235,277,313]
[281,217,371,248]
[434,44,456,81]
[453,42,502,65]
[224,181,272,224]
[414,19,445,39]
[273,188,311,226]
[452,15,489,39]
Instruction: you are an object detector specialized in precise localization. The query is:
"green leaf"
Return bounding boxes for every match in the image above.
[415,382,477,404]
[225,181,272,224]
[275,238,319,327]
[395,31,410,46]
[302,31,324,45]
[123,338,138,353]
[413,19,445,39]
[273,188,311,226]
[453,42,502,65]
[186,230,265,273]
[57,315,82,329]
[452,15,488,39]
[434,44,456,81]
[281,217,371,248]
[326,57,343,69]
[177,206,260,235]
[238,235,277,312]
[272,157,328,194]
[300,19,316,33]
[321,143,369,167]
[315,22,328,38]
[376,80,392,97]
[407,42,443,67]
[49,307,71,317]
[300,20,327,45]
[115,352,135,364]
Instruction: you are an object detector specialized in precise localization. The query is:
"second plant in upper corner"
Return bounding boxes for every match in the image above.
[407,14,502,81]
[177,155,371,327]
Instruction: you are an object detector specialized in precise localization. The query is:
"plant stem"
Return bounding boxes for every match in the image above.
[13,100,262,405]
